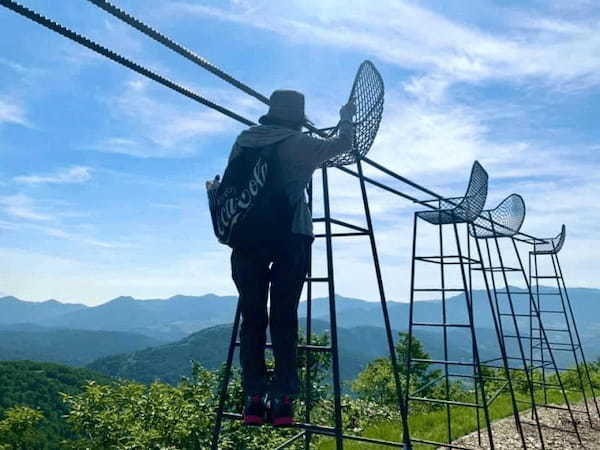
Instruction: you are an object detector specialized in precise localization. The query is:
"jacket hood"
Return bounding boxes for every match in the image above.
[235,125,299,148]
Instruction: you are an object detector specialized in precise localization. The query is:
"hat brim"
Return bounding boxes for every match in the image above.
[259,114,306,128]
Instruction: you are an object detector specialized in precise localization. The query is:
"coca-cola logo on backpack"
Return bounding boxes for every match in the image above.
[207,144,291,248]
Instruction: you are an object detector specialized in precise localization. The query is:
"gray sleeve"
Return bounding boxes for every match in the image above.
[296,120,354,169]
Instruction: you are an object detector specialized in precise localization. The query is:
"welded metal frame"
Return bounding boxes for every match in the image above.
[468,198,545,449]
[467,227,530,449]
[210,147,412,449]
[405,162,500,449]
[529,227,600,427]
[470,210,583,445]
[406,211,498,449]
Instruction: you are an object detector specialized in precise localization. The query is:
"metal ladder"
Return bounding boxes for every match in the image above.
[529,245,600,427]
[210,159,411,449]
[406,211,497,449]
[477,234,582,444]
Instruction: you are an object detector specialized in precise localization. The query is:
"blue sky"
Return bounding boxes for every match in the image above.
[1,0,599,305]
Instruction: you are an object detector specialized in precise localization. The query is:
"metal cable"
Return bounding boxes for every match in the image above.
[1,0,551,245]
[85,0,271,105]
[83,0,330,137]
[0,0,256,126]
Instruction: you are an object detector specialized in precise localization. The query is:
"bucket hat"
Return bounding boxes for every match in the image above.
[259,90,306,126]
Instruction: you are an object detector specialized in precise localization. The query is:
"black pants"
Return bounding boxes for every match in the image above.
[231,234,311,398]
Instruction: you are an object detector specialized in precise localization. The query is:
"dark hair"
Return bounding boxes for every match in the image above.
[259,115,303,131]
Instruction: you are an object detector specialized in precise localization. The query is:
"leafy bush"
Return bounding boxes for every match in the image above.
[0,406,44,450]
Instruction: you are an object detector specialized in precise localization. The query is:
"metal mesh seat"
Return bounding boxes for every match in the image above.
[469,194,525,239]
[416,161,488,225]
[532,224,566,254]
[326,60,384,167]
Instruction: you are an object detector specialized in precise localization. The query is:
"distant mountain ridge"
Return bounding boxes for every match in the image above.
[86,318,482,384]
[3,288,600,386]
[3,287,600,342]
[0,327,165,366]
[0,296,87,323]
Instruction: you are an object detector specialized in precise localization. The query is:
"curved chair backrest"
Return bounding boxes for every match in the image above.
[470,194,526,239]
[454,161,489,223]
[533,224,566,254]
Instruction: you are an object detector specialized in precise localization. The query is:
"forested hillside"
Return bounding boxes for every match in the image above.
[0,329,164,366]
[0,361,113,449]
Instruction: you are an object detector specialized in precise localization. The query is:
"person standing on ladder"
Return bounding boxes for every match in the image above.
[207,90,355,426]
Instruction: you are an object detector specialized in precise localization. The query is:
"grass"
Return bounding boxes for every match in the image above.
[316,387,590,449]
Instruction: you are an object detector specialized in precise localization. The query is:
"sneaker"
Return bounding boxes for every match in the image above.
[243,395,266,426]
[270,395,294,427]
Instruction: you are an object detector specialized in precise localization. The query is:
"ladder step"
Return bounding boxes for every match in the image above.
[306,277,329,282]
[315,232,369,238]
[234,342,332,352]
[312,217,368,233]
[499,313,533,317]
[223,411,409,447]
[532,345,579,352]
[503,335,539,340]
[531,275,559,279]
[504,356,538,362]
[474,267,521,272]
[532,293,562,296]
[529,363,553,370]
[414,255,480,265]
[532,327,569,332]
[411,358,476,367]
[539,309,564,313]
[413,288,464,292]
[412,322,470,328]
[408,396,480,408]
[222,412,336,434]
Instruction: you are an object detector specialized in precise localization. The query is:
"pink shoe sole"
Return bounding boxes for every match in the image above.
[273,416,294,427]
[243,415,264,426]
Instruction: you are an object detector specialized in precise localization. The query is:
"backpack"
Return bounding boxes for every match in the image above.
[207,143,293,248]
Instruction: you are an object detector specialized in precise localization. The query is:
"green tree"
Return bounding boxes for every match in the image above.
[0,405,45,450]
[351,358,398,404]
[352,333,441,405]
[62,331,332,450]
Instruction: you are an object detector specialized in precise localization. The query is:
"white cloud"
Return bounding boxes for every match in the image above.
[0,98,29,126]
[40,226,133,249]
[0,217,133,249]
[14,166,92,185]
[164,0,600,94]
[90,79,248,158]
[0,194,53,221]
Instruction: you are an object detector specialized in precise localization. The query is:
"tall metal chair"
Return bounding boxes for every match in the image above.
[468,195,582,447]
[406,161,502,449]
[529,225,600,426]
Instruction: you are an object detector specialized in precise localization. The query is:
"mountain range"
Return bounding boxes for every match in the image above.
[3,287,600,341]
[87,318,486,384]
[2,287,599,384]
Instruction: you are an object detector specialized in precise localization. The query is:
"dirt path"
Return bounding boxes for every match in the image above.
[449,401,600,449]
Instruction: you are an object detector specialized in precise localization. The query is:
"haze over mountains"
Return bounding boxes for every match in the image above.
[3,287,600,339]
[2,287,600,384]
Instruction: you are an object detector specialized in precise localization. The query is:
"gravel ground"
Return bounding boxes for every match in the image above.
[447,400,600,449]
